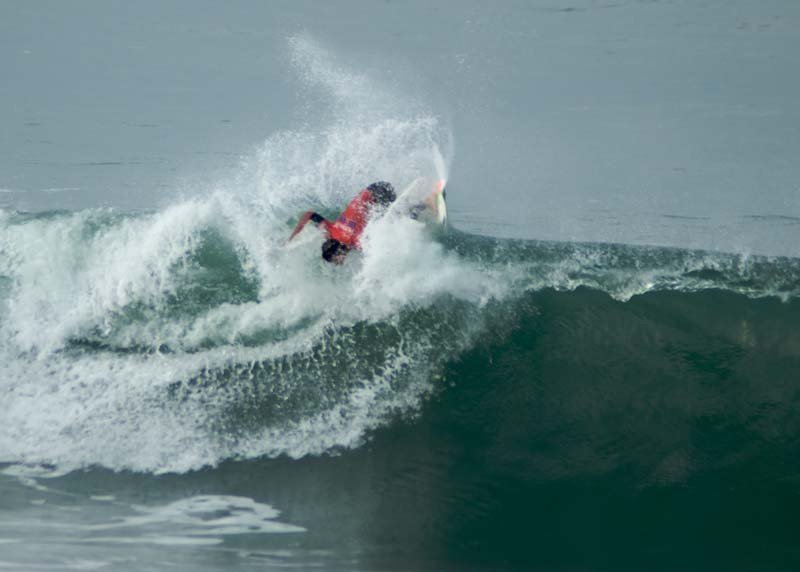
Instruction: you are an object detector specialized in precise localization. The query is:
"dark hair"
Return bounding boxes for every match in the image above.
[367,181,396,206]
[321,238,350,263]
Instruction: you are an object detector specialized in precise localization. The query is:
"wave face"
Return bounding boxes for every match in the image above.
[2,194,799,475]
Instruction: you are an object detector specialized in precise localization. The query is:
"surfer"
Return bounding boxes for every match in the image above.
[287,181,397,263]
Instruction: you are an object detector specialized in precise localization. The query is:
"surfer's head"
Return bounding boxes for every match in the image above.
[321,238,350,264]
[367,181,396,206]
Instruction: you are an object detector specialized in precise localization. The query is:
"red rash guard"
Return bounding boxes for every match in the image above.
[321,189,374,248]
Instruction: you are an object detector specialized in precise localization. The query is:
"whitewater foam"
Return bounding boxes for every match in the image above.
[2,202,798,474]
[0,34,471,473]
[2,33,798,477]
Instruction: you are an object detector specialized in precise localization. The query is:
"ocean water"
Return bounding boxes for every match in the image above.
[2,2,800,570]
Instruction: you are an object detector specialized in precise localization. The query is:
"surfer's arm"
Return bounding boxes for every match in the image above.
[288,211,328,242]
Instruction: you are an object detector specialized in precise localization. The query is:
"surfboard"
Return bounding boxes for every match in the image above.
[430,179,447,225]
[390,177,447,226]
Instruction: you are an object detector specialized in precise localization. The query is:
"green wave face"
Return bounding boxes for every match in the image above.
[1,206,799,474]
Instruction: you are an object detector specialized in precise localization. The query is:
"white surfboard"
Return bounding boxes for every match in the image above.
[390,177,447,226]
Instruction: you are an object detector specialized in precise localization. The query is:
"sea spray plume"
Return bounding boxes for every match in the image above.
[288,33,404,122]
[238,34,453,220]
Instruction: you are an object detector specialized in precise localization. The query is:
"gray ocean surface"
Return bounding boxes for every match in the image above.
[2,1,800,570]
